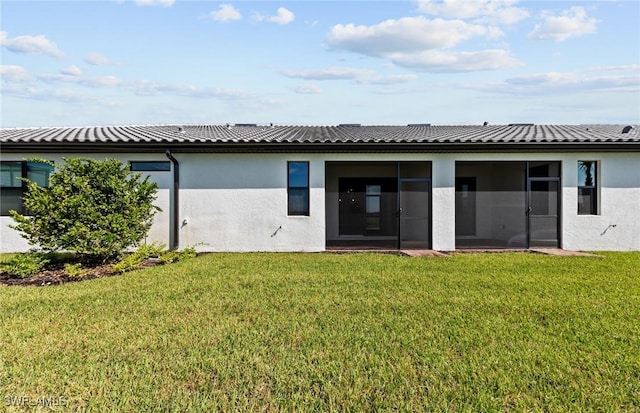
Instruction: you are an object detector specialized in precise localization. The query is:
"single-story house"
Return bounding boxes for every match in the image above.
[1,123,639,252]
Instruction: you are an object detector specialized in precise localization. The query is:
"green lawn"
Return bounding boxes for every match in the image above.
[1,252,639,411]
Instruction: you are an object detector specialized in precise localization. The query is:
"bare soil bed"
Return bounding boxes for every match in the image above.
[0,258,159,287]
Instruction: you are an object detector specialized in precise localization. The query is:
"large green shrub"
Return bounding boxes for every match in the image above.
[10,158,160,263]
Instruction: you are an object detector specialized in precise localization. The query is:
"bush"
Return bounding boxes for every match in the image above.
[158,246,196,264]
[64,263,90,280]
[113,244,197,274]
[112,243,165,274]
[1,252,50,278]
[10,158,160,263]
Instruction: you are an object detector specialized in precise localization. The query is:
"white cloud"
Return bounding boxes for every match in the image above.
[358,74,419,85]
[0,30,65,58]
[134,0,174,7]
[417,0,530,25]
[326,16,518,72]
[464,70,640,95]
[84,76,122,88]
[290,83,322,94]
[327,16,502,56]
[84,53,113,66]
[0,84,94,103]
[387,49,521,72]
[209,4,242,22]
[268,7,295,25]
[253,7,295,25]
[61,65,82,76]
[508,72,638,92]
[39,73,122,88]
[0,65,30,82]
[281,67,376,81]
[586,64,640,73]
[282,67,419,86]
[19,63,252,102]
[528,6,599,42]
[131,80,248,100]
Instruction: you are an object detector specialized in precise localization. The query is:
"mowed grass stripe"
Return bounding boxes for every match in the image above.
[1,252,638,411]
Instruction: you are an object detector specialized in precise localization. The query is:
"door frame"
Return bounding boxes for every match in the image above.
[526,176,561,248]
[525,161,561,249]
[397,176,432,249]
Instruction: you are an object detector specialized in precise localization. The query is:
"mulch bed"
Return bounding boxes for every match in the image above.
[0,258,159,287]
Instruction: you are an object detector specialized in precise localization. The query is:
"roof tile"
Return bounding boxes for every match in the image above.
[1,124,639,146]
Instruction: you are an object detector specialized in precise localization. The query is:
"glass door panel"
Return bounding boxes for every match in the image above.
[399,180,430,249]
[529,180,559,247]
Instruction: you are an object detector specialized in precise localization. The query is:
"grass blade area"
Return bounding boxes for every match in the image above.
[1,252,639,411]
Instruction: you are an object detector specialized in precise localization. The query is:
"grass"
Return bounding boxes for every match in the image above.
[1,252,639,411]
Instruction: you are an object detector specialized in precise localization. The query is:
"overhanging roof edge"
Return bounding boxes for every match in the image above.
[1,141,640,154]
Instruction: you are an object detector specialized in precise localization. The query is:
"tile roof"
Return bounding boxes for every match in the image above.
[1,124,639,147]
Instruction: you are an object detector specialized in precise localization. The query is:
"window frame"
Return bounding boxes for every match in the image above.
[577,160,598,215]
[1,161,54,216]
[287,161,310,216]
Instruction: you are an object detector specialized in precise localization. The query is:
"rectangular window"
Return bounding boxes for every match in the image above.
[1,161,54,216]
[287,161,309,216]
[365,184,381,230]
[578,161,598,215]
[130,161,171,171]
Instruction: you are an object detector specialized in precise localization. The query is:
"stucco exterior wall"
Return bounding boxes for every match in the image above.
[561,153,640,251]
[173,153,325,251]
[1,150,639,252]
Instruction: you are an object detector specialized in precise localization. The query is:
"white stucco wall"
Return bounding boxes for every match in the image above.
[561,153,640,251]
[431,155,456,251]
[1,150,639,252]
[174,153,325,251]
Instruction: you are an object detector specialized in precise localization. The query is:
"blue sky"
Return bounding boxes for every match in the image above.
[1,0,639,127]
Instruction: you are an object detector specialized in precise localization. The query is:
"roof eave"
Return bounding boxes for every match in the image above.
[1,141,639,154]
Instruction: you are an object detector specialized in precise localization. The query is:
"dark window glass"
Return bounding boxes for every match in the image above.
[578,161,596,187]
[288,162,308,187]
[1,162,22,187]
[130,161,171,171]
[365,184,381,230]
[0,188,23,215]
[578,161,597,215]
[1,161,53,215]
[288,162,309,216]
[529,161,560,178]
[27,162,54,186]
[578,187,597,215]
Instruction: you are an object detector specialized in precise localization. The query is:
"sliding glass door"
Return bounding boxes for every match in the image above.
[455,161,561,249]
[399,179,430,249]
[326,161,431,249]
